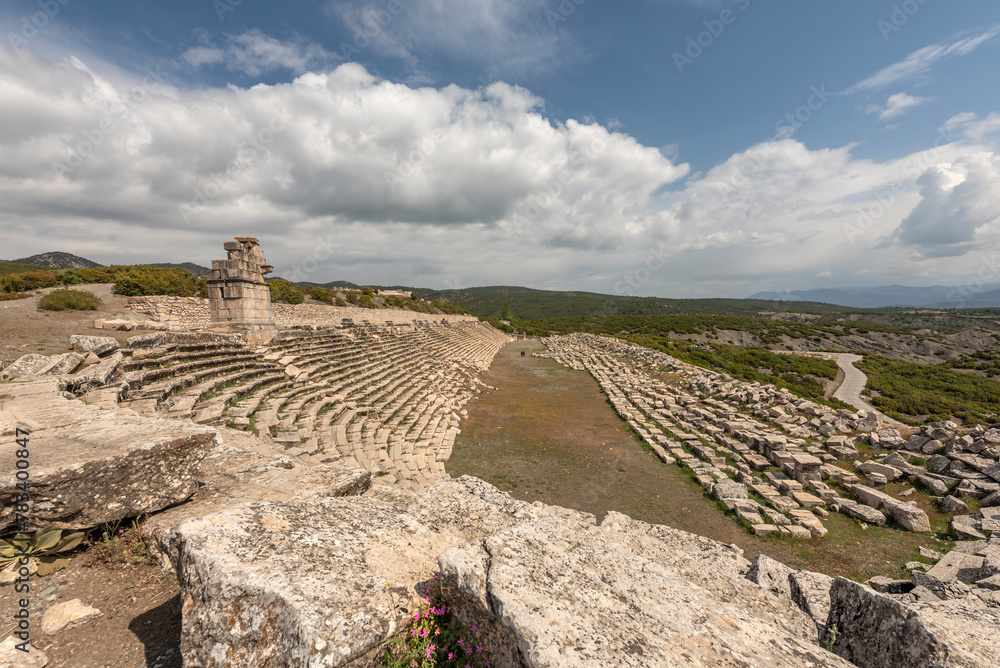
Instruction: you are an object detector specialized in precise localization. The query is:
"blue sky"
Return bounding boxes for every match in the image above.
[1,0,999,298]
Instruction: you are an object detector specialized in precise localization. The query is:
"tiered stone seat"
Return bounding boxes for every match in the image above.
[537,333,935,538]
[115,322,509,493]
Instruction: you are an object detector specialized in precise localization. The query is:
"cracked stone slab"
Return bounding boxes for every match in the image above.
[174,495,463,667]
[0,378,217,532]
[440,510,850,667]
[824,576,1000,668]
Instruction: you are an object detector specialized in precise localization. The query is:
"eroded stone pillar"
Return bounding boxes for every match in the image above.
[207,237,277,343]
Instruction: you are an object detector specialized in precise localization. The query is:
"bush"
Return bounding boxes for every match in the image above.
[59,270,85,285]
[305,286,335,305]
[268,279,305,304]
[38,289,101,311]
[1,271,60,293]
[113,266,198,297]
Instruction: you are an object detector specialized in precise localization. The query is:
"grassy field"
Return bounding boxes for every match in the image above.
[448,339,955,581]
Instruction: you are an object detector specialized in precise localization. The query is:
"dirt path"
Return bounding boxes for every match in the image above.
[826,352,902,425]
[448,340,946,580]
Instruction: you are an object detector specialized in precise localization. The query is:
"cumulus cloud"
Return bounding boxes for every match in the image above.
[891,153,1000,257]
[180,29,336,77]
[845,25,1000,94]
[2,46,1000,296]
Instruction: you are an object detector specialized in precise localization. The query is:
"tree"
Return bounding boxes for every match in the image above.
[501,302,511,320]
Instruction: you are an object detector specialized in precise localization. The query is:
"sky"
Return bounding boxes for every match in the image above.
[0,0,999,299]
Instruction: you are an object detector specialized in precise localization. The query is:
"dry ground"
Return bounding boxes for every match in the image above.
[447,339,955,581]
[1,285,135,364]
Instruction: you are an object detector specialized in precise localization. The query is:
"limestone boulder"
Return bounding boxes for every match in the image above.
[1,354,53,379]
[712,479,749,500]
[440,511,847,668]
[824,577,1000,667]
[746,553,794,599]
[789,570,834,633]
[0,378,217,532]
[884,498,931,532]
[175,496,459,668]
[69,334,120,356]
[65,351,122,389]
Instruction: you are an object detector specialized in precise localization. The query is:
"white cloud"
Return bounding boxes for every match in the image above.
[870,92,928,120]
[941,112,1000,143]
[2,46,1000,296]
[180,29,336,77]
[892,153,1000,257]
[845,25,1000,94]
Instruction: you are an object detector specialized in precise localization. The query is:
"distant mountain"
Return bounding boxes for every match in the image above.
[150,262,211,277]
[11,251,101,269]
[749,284,1000,309]
[420,285,866,320]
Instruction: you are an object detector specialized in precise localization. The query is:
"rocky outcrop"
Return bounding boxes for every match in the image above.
[824,576,1000,667]
[440,510,848,667]
[170,476,856,667]
[0,378,218,532]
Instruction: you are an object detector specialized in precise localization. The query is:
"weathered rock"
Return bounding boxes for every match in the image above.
[917,474,948,496]
[0,378,217,532]
[1,354,52,379]
[939,495,970,514]
[824,577,1000,667]
[910,571,976,600]
[0,635,49,667]
[175,495,458,668]
[65,351,122,389]
[952,515,987,540]
[746,553,794,599]
[839,501,887,526]
[125,332,165,349]
[867,576,913,595]
[884,498,931,532]
[441,511,848,668]
[789,570,834,632]
[982,490,1000,507]
[41,599,101,635]
[69,334,120,356]
[712,479,748,500]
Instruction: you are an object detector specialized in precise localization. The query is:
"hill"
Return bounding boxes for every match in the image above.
[9,251,101,269]
[420,285,873,320]
[750,284,1000,309]
[149,262,211,277]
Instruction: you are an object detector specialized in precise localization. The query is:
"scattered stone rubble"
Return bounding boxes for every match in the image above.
[537,333,1000,543]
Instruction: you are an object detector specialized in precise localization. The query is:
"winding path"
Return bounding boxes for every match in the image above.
[825,352,902,425]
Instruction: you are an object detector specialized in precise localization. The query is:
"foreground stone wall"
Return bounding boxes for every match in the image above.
[125,296,478,330]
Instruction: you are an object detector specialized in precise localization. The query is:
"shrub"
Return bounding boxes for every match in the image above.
[1,271,60,293]
[38,288,101,311]
[113,266,198,297]
[305,286,335,305]
[59,270,85,285]
[269,279,305,304]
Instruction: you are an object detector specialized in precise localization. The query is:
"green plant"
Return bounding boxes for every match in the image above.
[0,524,85,576]
[112,265,199,297]
[269,279,305,304]
[90,516,149,566]
[38,288,101,311]
[824,624,839,652]
[383,572,491,668]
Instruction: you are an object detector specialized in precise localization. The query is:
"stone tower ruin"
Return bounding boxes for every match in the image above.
[207,237,277,343]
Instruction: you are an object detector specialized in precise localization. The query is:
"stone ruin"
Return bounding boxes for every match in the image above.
[206,236,277,343]
[2,272,1000,666]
